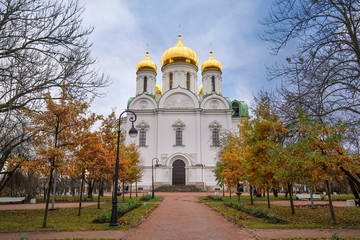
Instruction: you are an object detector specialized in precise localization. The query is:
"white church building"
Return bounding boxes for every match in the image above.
[124,34,249,191]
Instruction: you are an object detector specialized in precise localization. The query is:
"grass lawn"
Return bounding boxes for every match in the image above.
[199,194,355,203]
[201,197,360,229]
[0,203,155,232]
[35,195,163,203]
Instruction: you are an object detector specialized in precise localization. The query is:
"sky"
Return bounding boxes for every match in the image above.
[78,0,292,117]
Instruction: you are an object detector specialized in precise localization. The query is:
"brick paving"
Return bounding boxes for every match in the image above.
[126,193,254,240]
[0,192,359,239]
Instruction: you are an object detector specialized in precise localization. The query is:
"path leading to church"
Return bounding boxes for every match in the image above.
[126,192,254,240]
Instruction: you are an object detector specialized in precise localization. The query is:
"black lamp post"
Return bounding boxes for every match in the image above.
[110,110,138,227]
[152,157,159,199]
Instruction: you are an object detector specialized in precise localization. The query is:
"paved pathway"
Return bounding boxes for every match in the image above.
[126,193,254,240]
[1,193,360,239]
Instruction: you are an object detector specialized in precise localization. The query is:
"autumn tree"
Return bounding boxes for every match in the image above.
[124,143,142,199]
[244,92,287,208]
[213,161,226,196]
[219,128,248,202]
[262,0,360,199]
[292,112,354,224]
[25,90,89,227]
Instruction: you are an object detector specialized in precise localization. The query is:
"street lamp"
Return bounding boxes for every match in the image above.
[152,158,159,199]
[110,110,138,227]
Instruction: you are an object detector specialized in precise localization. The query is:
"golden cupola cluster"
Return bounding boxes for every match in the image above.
[136,51,157,73]
[161,34,199,68]
[201,50,222,73]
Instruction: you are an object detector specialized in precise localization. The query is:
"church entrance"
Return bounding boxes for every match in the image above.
[172,160,185,185]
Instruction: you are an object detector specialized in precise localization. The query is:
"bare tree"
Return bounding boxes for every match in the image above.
[0,0,108,191]
[262,0,360,121]
[0,0,107,113]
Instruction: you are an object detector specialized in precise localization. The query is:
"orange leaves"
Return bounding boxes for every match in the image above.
[24,89,90,177]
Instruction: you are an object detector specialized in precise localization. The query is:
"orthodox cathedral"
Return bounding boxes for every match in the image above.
[124,33,249,191]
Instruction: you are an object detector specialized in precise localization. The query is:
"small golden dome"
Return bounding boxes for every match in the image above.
[156,84,162,94]
[201,50,222,72]
[161,34,199,68]
[136,51,157,73]
[199,85,203,95]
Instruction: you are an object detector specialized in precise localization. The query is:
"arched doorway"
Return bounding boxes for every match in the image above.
[172,160,185,185]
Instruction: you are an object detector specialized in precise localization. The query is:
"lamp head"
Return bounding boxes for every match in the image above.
[128,122,138,138]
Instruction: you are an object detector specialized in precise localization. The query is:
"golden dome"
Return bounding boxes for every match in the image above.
[136,51,157,73]
[199,85,203,95]
[156,84,162,94]
[201,50,222,72]
[161,34,199,68]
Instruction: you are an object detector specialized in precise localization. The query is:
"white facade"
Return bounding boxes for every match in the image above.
[124,37,248,191]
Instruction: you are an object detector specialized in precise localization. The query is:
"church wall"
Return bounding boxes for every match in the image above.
[161,63,198,94]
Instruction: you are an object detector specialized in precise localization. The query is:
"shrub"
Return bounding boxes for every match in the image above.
[140,194,152,201]
[225,202,287,224]
[207,195,223,201]
[93,199,141,223]
[92,209,112,223]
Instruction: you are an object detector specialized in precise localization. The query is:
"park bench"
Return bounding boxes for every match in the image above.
[0,197,25,203]
[295,194,323,200]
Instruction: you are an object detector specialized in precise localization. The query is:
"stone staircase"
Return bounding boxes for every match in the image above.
[155,185,204,192]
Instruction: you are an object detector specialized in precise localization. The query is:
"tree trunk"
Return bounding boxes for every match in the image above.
[222,185,225,197]
[97,180,102,209]
[266,187,270,208]
[274,189,278,197]
[325,180,336,224]
[288,183,295,214]
[122,182,125,202]
[87,179,94,200]
[135,182,138,197]
[130,183,132,199]
[348,178,360,200]
[340,167,360,199]
[42,167,54,228]
[250,185,254,205]
[99,180,104,197]
[229,188,231,199]
[78,169,85,216]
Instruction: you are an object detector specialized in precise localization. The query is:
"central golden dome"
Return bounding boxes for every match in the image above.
[161,34,199,68]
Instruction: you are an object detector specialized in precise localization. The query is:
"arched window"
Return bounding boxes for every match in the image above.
[139,129,146,146]
[211,76,215,92]
[212,128,220,146]
[143,76,147,92]
[175,128,182,145]
[232,102,239,117]
[169,73,173,89]
[186,73,190,90]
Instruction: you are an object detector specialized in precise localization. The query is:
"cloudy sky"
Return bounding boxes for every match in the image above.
[78,0,292,117]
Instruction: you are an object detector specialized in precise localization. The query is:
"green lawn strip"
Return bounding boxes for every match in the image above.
[0,203,155,232]
[269,238,359,240]
[199,195,290,203]
[200,194,355,203]
[203,200,360,229]
[35,195,163,203]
